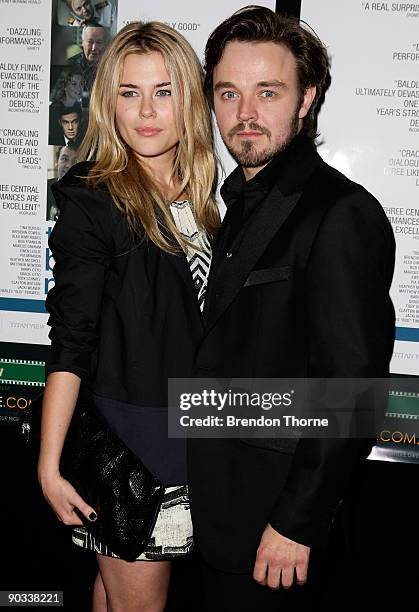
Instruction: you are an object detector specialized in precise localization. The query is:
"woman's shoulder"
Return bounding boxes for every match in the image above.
[51,162,120,235]
[52,162,115,214]
[54,161,99,191]
[51,163,135,254]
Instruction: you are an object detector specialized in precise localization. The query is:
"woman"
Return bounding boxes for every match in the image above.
[38,21,219,611]
[50,66,83,106]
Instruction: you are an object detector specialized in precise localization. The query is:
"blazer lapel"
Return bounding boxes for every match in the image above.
[205,185,303,332]
[203,218,231,323]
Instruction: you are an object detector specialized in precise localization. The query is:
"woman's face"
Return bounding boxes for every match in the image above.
[115,52,180,167]
[65,74,83,100]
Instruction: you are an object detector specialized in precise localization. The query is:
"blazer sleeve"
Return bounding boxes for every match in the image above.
[268,186,395,548]
[45,181,114,380]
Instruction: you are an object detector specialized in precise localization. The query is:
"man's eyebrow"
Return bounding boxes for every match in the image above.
[257,80,286,88]
[119,81,172,89]
[214,80,286,91]
[214,81,236,92]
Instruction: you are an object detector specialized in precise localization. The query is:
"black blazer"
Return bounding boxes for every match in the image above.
[187,137,395,572]
[46,162,203,407]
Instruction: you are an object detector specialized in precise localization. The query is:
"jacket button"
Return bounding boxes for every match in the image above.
[226,252,233,258]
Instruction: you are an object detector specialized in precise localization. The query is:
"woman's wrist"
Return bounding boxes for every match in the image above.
[37,462,60,486]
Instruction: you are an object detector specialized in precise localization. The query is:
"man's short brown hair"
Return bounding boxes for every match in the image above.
[204,5,330,140]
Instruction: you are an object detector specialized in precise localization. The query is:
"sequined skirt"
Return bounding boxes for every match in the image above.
[72,485,193,561]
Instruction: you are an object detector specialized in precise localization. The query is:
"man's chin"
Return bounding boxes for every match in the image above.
[227,147,277,168]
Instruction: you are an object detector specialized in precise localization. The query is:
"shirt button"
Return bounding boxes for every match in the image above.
[226,252,233,258]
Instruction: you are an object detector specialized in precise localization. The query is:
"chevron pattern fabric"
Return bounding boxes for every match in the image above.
[169,200,212,312]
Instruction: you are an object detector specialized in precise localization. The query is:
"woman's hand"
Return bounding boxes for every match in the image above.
[37,372,92,525]
[39,471,98,526]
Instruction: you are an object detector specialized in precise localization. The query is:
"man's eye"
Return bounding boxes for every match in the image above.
[156,90,171,97]
[260,90,276,98]
[222,91,238,100]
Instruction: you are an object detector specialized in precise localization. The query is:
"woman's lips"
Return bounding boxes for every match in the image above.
[136,127,162,137]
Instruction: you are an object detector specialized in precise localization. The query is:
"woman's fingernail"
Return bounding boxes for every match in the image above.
[89,512,97,521]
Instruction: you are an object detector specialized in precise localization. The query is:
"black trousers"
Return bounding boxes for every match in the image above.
[197,513,351,612]
[199,557,337,612]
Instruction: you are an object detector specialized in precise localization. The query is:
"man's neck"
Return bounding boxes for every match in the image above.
[242,162,269,182]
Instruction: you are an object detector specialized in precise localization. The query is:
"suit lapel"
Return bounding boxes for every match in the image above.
[205,185,302,332]
[203,218,231,323]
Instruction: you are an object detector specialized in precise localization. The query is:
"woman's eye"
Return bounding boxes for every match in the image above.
[155,89,171,97]
[121,90,137,98]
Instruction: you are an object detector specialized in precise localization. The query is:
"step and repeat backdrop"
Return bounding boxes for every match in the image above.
[0,0,418,462]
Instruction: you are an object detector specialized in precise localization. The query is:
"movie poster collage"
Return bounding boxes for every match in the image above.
[47,0,118,221]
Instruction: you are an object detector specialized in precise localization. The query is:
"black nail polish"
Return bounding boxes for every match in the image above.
[89,512,97,521]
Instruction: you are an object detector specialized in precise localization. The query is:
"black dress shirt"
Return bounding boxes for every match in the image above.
[220,134,309,249]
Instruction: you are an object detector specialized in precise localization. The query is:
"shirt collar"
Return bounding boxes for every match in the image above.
[221,133,311,209]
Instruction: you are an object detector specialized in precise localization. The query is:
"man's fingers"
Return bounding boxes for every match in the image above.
[253,557,268,585]
[266,564,282,590]
[280,566,295,589]
[295,559,309,585]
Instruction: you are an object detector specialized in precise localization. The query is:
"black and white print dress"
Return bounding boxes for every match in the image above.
[72,200,212,561]
[169,199,212,312]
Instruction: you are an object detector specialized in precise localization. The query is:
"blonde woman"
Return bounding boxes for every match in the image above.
[38,22,219,612]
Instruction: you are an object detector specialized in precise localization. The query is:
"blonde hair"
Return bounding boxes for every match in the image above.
[78,21,220,252]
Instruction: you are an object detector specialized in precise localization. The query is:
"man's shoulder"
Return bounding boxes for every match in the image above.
[312,158,382,211]
[309,159,392,236]
[67,53,85,68]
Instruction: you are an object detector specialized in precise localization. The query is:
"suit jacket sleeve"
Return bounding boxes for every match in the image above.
[45,181,113,380]
[268,186,395,548]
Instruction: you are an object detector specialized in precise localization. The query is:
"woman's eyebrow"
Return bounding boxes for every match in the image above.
[119,81,172,88]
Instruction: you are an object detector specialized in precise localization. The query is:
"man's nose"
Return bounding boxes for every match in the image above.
[237,96,258,123]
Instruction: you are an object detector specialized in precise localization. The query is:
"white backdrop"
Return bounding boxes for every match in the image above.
[0,0,274,346]
[300,0,419,376]
[1,0,418,379]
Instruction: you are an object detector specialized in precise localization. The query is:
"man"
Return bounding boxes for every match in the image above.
[49,102,83,147]
[57,103,83,146]
[187,7,395,611]
[47,145,78,221]
[68,25,108,91]
[58,0,115,29]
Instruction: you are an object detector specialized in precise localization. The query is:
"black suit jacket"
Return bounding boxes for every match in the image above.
[187,136,395,572]
[46,162,203,407]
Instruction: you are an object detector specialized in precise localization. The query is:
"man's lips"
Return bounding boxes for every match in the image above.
[235,131,264,137]
[135,127,162,137]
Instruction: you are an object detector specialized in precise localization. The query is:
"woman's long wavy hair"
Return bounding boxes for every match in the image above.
[78,21,220,253]
[50,66,83,105]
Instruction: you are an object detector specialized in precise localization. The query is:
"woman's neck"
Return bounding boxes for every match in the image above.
[137,150,185,202]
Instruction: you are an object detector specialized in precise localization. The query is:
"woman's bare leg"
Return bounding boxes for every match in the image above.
[92,571,107,612]
[96,554,171,612]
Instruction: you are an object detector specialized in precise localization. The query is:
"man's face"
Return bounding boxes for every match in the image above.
[57,146,77,179]
[213,41,315,176]
[70,0,93,21]
[59,112,80,140]
[82,27,107,63]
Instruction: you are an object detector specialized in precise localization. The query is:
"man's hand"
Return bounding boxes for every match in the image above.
[253,524,310,589]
